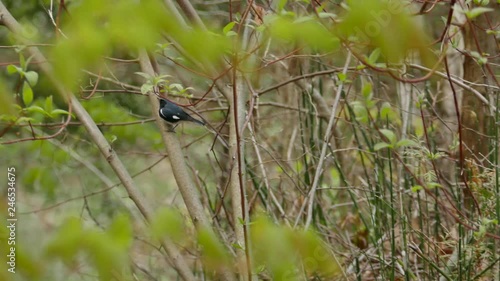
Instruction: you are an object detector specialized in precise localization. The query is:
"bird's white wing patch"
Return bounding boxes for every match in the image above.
[172,115,180,120]
[159,108,167,119]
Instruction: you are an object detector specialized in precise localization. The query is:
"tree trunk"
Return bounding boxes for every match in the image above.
[460,2,498,209]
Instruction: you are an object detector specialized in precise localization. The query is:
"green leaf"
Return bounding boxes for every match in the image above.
[0,82,16,116]
[427,182,442,189]
[45,96,53,113]
[427,151,445,160]
[50,109,71,117]
[13,104,22,111]
[473,0,490,6]
[365,99,376,109]
[152,76,166,87]
[108,215,132,248]
[465,7,494,19]
[223,21,236,35]
[368,48,381,64]
[157,74,171,80]
[294,15,314,24]
[45,217,83,260]
[156,43,172,50]
[362,83,372,99]
[225,31,238,37]
[379,129,396,144]
[22,82,33,106]
[179,87,194,95]
[19,53,26,69]
[338,0,434,67]
[232,243,244,250]
[169,83,184,91]
[396,139,419,148]
[25,54,35,69]
[15,116,35,124]
[380,102,394,120]
[256,24,266,32]
[337,73,346,82]
[293,230,341,278]
[374,142,391,151]
[7,65,21,74]
[330,168,340,186]
[198,228,230,270]
[135,72,152,80]
[294,160,303,173]
[411,185,423,192]
[351,102,369,123]
[25,71,39,86]
[266,14,339,51]
[277,0,288,11]
[474,225,487,239]
[486,29,500,35]
[470,51,488,65]
[24,105,48,116]
[150,208,184,242]
[140,83,153,95]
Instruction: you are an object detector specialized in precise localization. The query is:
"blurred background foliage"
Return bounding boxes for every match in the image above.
[0,0,499,280]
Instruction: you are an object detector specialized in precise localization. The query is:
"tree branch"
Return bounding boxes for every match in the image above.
[303,51,352,230]
[138,50,237,281]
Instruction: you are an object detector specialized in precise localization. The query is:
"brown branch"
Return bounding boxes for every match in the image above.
[1,101,73,145]
[3,118,156,128]
[81,68,102,99]
[230,52,251,281]
[80,89,142,95]
[139,49,236,281]
[258,68,345,95]
[175,0,206,29]
[139,49,212,227]
[82,70,141,90]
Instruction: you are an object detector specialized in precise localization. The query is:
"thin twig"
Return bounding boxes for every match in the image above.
[303,51,352,230]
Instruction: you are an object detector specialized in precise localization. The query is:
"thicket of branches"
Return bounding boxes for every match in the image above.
[0,0,499,280]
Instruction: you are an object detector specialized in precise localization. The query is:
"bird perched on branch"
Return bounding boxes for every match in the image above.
[158,98,205,129]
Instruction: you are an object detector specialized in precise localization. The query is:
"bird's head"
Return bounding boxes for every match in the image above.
[159,98,167,108]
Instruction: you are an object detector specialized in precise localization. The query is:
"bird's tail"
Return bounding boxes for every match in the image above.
[188,116,205,126]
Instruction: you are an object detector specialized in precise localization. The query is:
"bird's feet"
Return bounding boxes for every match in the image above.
[166,124,179,132]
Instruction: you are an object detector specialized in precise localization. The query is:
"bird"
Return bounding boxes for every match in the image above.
[158,98,205,129]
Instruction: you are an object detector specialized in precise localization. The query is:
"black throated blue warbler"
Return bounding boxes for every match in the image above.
[158,98,205,127]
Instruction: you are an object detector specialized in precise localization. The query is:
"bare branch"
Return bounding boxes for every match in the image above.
[303,51,352,230]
